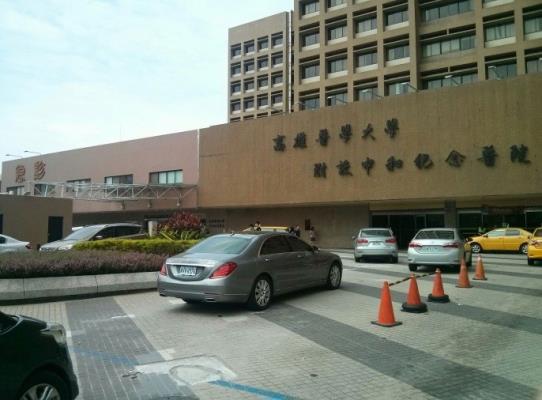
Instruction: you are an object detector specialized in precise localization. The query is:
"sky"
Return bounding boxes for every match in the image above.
[0,0,292,173]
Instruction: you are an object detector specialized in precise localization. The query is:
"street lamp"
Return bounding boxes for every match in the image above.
[400,82,418,92]
[5,153,22,158]
[488,65,502,80]
[444,74,461,86]
[361,89,383,99]
[24,150,42,155]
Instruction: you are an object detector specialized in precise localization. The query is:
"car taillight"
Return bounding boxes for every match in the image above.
[443,242,460,248]
[159,263,168,276]
[210,262,238,279]
[25,243,32,250]
[409,242,422,248]
[386,237,397,244]
[356,238,368,244]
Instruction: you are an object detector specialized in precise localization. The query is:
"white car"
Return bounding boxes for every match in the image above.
[0,234,31,253]
[407,228,471,272]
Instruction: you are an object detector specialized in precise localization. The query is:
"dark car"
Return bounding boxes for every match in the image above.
[40,222,144,251]
[158,232,343,310]
[0,311,79,400]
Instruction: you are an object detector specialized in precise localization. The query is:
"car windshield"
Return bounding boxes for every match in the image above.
[186,236,251,254]
[534,230,542,237]
[415,230,455,240]
[361,229,391,237]
[63,225,104,241]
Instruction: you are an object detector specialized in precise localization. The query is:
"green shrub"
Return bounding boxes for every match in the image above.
[73,238,199,255]
[0,250,165,279]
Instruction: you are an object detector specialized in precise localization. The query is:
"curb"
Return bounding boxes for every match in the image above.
[0,272,158,304]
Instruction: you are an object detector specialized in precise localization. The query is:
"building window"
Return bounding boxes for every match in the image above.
[387,44,409,61]
[244,79,255,92]
[7,186,24,195]
[244,60,255,73]
[149,170,183,185]
[355,86,378,101]
[422,0,473,22]
[258,76,269,88]
[328,57,347,73]
[244,40,255,54]
[272,33,283,47]
[357,51,377,67]
[327,91,347,106]
[302,63,320,79]
[231,100,241,113]
[258,57,269,70]
[422,35,475,57]
[258,96,269,108]
[231,81,241,95]
[356,17,377,34]
[300,96,320,110]
[328,0,345,7]
[231,44,241,58]
[104,175,133,185]
[244,98,255,110]
[386,8,408,26]
[485,22,515,42]
[302,31,319,47]
[66,178,91,194]
[526,57,542,73]
[272,53,283,66]
[328,24,347,40]
[271,92,283,104]
[302,0,320,15]
[271,73,283,86]
[525,16,542,36]
[422,72,477,89]
[258,37,269,51]
[487,62,517,80]
[231,63,241,77]
[387,81,409,96]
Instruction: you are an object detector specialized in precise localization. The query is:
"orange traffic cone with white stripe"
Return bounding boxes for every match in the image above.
[401,274,428,313]
[427,268,450,303]
[472,256,487,280]
[456,258,472,288]
[371,281,402,327]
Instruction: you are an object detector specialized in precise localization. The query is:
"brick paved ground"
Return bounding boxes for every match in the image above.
[2,252,542,399]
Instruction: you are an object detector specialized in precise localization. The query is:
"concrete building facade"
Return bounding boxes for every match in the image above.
[228,12,291,122]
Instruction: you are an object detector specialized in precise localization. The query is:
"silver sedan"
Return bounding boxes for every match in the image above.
[353,228,398,263]
[407,228,472,272]
[157,232,342,310]
[0,234,31,253]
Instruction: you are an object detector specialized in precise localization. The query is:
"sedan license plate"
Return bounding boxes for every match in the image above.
[422,246,442,253]
[177,266,197,276]
[370,242,383,246]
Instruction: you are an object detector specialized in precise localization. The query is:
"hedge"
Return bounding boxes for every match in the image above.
[0,250,165,279]
[73,238,199,255]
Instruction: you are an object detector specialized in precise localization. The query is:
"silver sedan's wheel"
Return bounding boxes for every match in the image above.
[20,384,61,400]
[326,264,342,289]
[247,276,272,310]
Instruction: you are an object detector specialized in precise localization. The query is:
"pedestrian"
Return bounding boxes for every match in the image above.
[309,226,316,243]
[248,223,255,231]
[294,225,301,237]
[255,221,262,231]
[288,226,295,235]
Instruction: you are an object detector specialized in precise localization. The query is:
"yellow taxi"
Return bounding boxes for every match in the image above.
[527,228,542,265]
[467,227,532,254]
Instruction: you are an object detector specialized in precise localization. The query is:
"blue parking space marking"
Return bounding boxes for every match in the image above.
[211,379,294,399]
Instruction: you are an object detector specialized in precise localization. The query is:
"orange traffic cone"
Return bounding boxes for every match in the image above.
[371,281,402,327]
[456,259,472,288]
[401,274,428,313]
[427,268,450,303]
[472,256,487,280]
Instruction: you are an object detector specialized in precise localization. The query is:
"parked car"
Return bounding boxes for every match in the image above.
[527,227,542,266]
[467,227,532,254]
[158,232,342,310]
[352,228,398,263]
[407,228,472,272]
[0,311,79,400]
[0,234,31,253]
[40,223,143,251]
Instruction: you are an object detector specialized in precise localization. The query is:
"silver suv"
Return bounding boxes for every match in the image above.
[353,228,398,263]
[40,223,143,251]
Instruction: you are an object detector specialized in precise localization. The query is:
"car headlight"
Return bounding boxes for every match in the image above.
[42,323,67,345]
[58,244,73,250]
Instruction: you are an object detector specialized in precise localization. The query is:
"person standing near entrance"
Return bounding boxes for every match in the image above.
[294,225,301,237]
[309,226,316,244]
